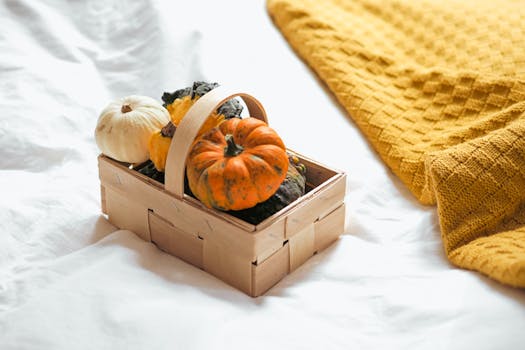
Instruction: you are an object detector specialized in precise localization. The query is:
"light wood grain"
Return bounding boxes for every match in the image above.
[149,210,203,269]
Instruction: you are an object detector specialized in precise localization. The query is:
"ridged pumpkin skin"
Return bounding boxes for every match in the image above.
[229,154,307,224]
[95,95,170,164]
[186,118,289,211]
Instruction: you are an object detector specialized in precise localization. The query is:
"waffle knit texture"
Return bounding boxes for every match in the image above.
[267,0,525,287]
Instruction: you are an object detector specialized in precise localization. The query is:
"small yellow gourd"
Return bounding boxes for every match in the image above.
[148,82,244,172]
[95,95,170,164]
[148,95,225,172]
[148,122,176,173]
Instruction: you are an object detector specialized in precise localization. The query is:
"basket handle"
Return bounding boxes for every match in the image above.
[164,85,268,197]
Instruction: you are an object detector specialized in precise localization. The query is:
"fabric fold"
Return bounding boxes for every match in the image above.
[267,0,525,287]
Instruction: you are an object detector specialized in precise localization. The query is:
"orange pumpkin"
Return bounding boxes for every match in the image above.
[186,117,289,211]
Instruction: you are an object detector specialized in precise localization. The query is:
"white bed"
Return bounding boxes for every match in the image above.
[1,0,524,349]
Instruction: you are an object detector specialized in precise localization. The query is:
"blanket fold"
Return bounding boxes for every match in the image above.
[267,0,525,287]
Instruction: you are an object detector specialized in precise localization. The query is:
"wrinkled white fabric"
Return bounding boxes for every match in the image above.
[1,1,524,349]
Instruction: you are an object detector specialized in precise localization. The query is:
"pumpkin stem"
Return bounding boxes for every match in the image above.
[161,121,176,137]
[121,104,132,113]
[224,134,243,157]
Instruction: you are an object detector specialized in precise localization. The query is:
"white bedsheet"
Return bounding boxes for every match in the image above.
[1,1,524,349]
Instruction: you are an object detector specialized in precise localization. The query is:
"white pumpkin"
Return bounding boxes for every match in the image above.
[95,95,170,164]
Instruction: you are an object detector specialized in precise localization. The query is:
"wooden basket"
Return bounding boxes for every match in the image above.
[98,86,346,297]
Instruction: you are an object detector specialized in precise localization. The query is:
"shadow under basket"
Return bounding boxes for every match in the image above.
[97,87,346,297]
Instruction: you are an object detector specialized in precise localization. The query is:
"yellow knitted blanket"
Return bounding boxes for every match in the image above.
[267,0,525,288]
